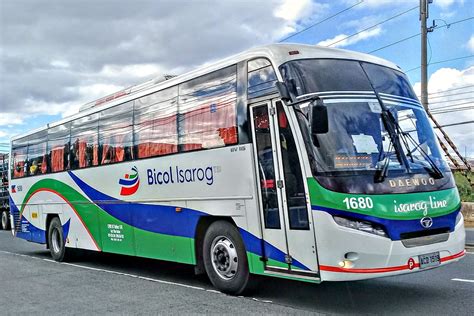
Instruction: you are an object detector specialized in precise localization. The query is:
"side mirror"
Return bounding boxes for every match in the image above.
[275,82,291,102]
[310,99,329,134]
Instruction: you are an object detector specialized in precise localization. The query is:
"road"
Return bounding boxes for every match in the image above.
[0,230,473,315]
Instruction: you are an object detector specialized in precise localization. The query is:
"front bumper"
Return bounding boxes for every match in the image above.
[314,211,466,281]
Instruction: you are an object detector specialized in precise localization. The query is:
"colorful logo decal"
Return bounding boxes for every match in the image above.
[11,185,16,193]
[119,166,140,196]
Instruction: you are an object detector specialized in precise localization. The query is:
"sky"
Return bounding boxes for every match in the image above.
[0,0,473,157]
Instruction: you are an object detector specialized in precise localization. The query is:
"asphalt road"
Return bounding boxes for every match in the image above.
[0,230,473,315]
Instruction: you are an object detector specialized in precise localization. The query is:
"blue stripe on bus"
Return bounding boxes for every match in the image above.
[69,171,308,270]
[312,205,459,240]
[239,228,310,271]
[68,171,205,239]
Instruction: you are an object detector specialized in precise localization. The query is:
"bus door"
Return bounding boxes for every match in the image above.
[250,100,319,278]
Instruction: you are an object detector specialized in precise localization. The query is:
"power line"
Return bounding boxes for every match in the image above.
[405,55,474,72]
[425,90,473,100]
[428,85,474,95]
[429,96,474,105]
[416,85,474,98]
[326,5,419,47]
[368,33,419,53]
[430,101,473,109]
[434,120,474,129]
[279,0,364,42]
[367,16,474,54]
[430,106,473,114]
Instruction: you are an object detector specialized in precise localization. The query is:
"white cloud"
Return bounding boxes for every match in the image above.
[0,113,24,126]
[413,66,474,157]
[468,35,474,53]
[50,60,70,68]
[316,26,383,48]
[434,0,465,9]
[274,0,313,22]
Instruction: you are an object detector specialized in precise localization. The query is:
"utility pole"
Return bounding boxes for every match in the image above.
[420,0,431,111]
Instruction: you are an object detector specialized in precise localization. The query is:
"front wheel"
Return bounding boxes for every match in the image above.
[48,217,69,261]
[203,221,249,295]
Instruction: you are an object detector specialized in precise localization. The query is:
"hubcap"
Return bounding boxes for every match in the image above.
[210,236,238,280]
[51,229,61,254]
[1,212,6,229]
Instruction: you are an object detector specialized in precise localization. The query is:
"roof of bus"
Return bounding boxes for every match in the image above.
[12,43,400,142]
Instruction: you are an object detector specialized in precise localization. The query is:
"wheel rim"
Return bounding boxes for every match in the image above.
[210,236,238,280]
[1,212,6,229]
[51,228,61,254]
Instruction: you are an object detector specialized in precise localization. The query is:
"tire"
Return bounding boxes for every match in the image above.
[48,217,69,262]
[1,210,10,230]
[203,221,249,295]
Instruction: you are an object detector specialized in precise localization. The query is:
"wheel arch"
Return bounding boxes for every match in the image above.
[194,216,239,275]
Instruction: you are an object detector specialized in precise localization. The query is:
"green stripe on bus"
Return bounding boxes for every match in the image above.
[20,179,195,263]
[307,178,460,220]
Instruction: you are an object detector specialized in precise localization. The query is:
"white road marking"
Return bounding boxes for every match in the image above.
[0,250,273,303]
[452,278,474,283]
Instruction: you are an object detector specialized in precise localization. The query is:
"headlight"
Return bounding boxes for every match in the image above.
[455,212,463,226]
[333,216,388,238]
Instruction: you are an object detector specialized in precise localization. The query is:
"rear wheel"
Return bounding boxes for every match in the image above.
[1,210,9,230]
[203,221,249,295]
[48,217,69,261]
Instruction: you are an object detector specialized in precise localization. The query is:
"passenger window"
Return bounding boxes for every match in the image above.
[276,102,309,230]
[134,87,178,158]
[247,59,278,99]
[178,65,238,152]
[11,137,28,178]
[48,123,70,173]
[27,131,48,176]
[99,102,133,165]
[71,113,99,169]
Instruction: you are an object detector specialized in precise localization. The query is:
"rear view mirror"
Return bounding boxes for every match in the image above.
[275,82,291,102]
[310,99,329,134]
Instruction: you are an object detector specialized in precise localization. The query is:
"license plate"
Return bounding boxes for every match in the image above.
[418,252,440,269]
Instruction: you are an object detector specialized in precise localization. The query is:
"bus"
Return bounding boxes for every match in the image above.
[9,44,465,294]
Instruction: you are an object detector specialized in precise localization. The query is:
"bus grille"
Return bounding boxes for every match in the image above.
[400,228,450,248]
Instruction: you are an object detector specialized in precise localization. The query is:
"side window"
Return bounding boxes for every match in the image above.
[27,131,48,176]
[11,137,28,178]
[178,65,238,152]
[134,87,178,159]
[247,58,278,99]
[71,114,99,169]
[99,102,133,165]
[48,123,70,173]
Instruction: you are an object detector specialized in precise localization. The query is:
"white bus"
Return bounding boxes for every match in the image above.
[10,44,465,294]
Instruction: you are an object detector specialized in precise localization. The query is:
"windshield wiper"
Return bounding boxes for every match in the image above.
[374,142,394,183]
[397,128,444,179]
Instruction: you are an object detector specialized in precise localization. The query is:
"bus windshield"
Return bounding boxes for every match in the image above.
[279,59,452,193]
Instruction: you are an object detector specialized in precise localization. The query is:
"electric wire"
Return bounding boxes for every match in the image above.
[405,55,474,72]
[368,16,474,53]
[279,0,364,42]
[325,5,419,47]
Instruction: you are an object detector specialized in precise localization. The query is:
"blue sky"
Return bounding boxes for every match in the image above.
[0,0,472,155]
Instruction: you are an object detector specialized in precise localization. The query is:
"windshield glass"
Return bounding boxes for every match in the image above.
[280,59,453,194]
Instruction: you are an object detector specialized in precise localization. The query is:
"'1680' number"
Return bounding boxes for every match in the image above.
[342,197,373,210]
